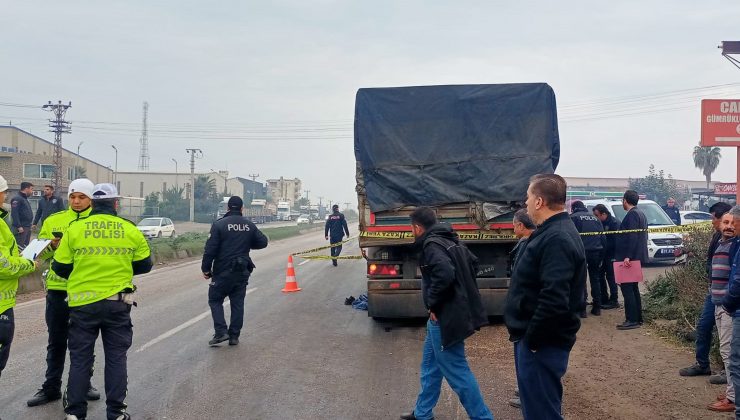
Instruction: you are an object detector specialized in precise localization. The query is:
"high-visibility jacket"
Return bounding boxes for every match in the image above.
[0,207,36,314]
[38,206,92,291]
[53,210,152,307]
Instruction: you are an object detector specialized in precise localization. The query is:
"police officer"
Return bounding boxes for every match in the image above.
[202,196,268,347]
[324,204,350,266]
[0,175,37,380]
[27,179,101,407]
[570,200,606,316]
[53,183,152,420]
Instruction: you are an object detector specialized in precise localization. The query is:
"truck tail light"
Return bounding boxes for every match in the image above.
[368,263,401,276]
[369,213,376,225]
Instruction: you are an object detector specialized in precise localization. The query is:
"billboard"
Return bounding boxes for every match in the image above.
[701,100,740,146]
[714,183,737,195]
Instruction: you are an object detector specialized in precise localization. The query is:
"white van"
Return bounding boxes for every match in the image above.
[581,198,682,264]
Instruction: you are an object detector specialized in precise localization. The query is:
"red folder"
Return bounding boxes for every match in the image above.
[613,260,643,284]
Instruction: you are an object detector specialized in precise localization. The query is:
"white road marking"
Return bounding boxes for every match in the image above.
[298,259,311,266]
[135,287,258,353]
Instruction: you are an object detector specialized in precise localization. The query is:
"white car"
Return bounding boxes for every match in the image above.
[137,217,176,239]
[680,210,713,225]
[296,214,310,225]
[581,199,682,264]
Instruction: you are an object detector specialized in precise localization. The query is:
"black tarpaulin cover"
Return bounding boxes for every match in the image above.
[354,84,560,212]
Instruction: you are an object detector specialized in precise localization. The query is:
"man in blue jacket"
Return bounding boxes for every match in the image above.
[721,206,740,418]
[324,204,350,266]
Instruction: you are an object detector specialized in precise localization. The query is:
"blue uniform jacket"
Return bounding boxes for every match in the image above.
[720,237,740,315]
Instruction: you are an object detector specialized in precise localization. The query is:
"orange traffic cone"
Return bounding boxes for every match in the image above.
[281,255,302,293]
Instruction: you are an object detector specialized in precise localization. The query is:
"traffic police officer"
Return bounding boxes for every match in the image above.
[27,178,101,407]
[570,200,606,316]
[324,204,350,266]
[0,175,37,380]
[53,183,152,420]
[202,196,268,347]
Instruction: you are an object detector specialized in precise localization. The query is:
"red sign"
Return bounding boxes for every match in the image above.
[701,100,740,146]
[714,183,737,195]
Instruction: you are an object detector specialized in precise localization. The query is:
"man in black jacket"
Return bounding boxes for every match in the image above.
[593,204,621,309]
[505,174,586,420]
[400,207,492,420]
[662,197,681,225]
[570,201,605,316]
[202,196,268,347]
[32,184,66,231]
[614,190,649,330]
[324,204,350,266]
[10,181,34,248]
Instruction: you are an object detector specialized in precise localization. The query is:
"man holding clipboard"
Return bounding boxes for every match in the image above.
[614,190,648,330]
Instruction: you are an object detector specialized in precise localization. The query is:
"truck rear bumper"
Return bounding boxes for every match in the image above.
[367,287,508,318]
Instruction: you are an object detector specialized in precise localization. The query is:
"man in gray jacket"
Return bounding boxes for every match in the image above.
[10,181,34,248]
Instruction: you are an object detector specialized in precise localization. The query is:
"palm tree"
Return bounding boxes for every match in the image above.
[194,175,217,200]
[693,144,721,190]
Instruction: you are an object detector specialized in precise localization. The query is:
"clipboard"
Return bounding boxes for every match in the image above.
[613,260,643,284]
[20,239,52,261]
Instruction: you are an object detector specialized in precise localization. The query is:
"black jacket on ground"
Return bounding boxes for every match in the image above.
[201,211,269,279]
[505,212,586,351]
[662,205,681,225]
[601,213,621,259]
[417,224,488,349]
[324,211,350,241]
[34,195,66,226]
[10,192,33,228]
[614,206,649,263]
[569,208,605,252]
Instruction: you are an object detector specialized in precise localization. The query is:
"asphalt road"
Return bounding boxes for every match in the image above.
[0,231,505,420]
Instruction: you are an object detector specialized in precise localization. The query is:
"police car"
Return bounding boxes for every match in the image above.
[581,199,683,264]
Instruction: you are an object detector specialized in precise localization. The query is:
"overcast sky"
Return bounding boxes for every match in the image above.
[1,1,739,206]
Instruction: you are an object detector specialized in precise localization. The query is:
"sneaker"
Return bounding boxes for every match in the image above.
[86,385,100,401]
[707,398,735,412]
[616,321,641,330]
[332,260,338,267]
[229,336,239,346]
[710,370,728,384]
[65,415,85,420]
[114,413,131,420]
[679,363,712,377]
[208,333,229,346]
[509,397,521,408]
[27,388,62,407]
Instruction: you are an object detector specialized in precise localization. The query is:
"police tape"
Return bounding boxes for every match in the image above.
[296,254,365,260]
[291,236,357,256]
[578,222,712,236]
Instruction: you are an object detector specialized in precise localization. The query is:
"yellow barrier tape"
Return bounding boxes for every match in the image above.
[578,222,712,236]
[297,255,365,260]
[291,236,357,256]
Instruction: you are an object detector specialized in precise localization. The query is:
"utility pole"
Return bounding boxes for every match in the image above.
[186,148,202,222]
[171,158,178,188]
[138,101,150,171]
[42,101,71,191]
[248,173,260,202]
[344,202,351,211]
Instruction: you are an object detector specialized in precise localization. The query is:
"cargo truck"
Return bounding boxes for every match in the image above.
[355,84,560,319]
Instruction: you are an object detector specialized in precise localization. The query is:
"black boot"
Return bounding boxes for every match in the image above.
[27,388,62,407]
[208,333,229,346]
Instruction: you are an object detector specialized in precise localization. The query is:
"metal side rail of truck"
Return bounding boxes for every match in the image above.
[359,201,519,319]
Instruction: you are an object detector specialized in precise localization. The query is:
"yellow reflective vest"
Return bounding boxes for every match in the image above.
[0,208,36,314]
[38,207,92,291]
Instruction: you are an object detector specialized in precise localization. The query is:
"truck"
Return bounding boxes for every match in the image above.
[355,83,560,319]
[276,201,292,221]
[217,197,275,223]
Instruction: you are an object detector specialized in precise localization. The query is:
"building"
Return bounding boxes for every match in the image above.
[115,171,230,199]
[225,177,267,202]
[266,177,302,205]
[0,126,113,195]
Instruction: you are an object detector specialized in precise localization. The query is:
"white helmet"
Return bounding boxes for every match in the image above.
[68,178,95,199]
[91,183,120,200]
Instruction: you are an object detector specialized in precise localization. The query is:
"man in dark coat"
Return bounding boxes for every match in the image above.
[400,207,492,420]
[570,200,605,316]
[10,181,34,248]
[505,174,586,420]
[32,184,66,231]
[593,204,622,309]
[614,190,649,330]
[324,204,350,266]
[662,197,681,225]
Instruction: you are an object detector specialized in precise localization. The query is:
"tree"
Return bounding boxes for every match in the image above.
[144,192,160,217]
[73,166,87,179]
[294,197,309,210]
[629,164,687,205]
[693,144,722,190]
[194,175,217,201]
[160,186,189,221]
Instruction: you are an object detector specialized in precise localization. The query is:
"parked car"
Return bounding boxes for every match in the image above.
[680,210,713,225]
[581,199,682,264]
[137,217,176,239]
[296,214,310,225]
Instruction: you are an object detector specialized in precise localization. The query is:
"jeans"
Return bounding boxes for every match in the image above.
[0,308,14,379]
[208,275,248,338]
[65,300,132,420]
[330,237,343,265]
[584,250,603,308]
[696,293,716,369]
[514,340,570,420]
[598,256,618,304]
[620,282,643,323]
[413,319,493,420]
[729,316,740,416]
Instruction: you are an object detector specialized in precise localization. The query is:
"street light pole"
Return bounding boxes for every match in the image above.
[77,141,83,155]
[172,158,178,188]
[111,145,118,186]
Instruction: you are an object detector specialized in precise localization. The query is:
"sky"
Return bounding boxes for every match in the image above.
[1,1,739,207]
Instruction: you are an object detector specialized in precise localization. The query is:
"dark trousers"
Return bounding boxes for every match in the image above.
[620,282,643,323]
[584,250,603,308]
[598,255,619,304]
[330,237,343,265]
[208,275,248,338]
[0,308,14,379]
[65,300,132,420]
[14,228,31,249]
[514,340,570,420]
[695,292,716,369]
[44,290,70,393]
